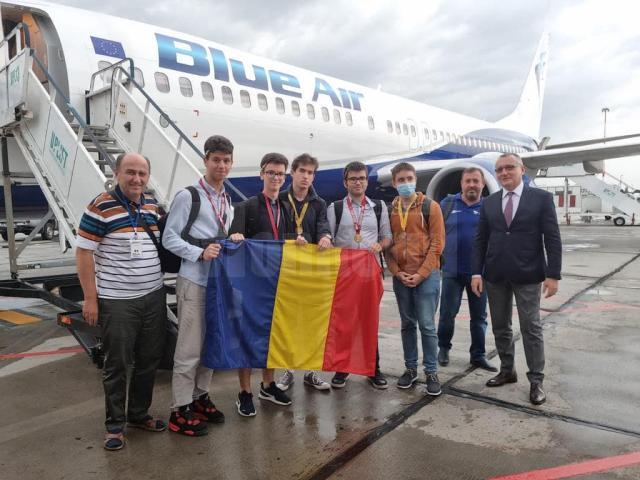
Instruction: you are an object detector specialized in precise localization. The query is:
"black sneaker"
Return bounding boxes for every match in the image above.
[236,391,256,417]
[191,393,225,423]
[425,372,442,396]
[258,381,292,406]
[396,368,418,389]
[168,406,208,436]
[331,372,349,388]
[438,348,450,366]
[368,369,388,390]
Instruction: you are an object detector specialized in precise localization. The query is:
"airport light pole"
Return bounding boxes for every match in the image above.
[601,107,610,140]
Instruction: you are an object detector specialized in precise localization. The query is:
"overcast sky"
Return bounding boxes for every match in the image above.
[56,0,640,184]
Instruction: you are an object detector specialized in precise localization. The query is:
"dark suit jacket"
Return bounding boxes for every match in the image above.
[472,185,562,284]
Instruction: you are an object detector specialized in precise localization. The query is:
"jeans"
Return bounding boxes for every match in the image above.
[437,273,488,361]
[393,270,441,374]
[100,287,166,432]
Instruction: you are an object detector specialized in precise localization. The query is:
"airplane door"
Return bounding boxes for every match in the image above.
[407,118,419,151]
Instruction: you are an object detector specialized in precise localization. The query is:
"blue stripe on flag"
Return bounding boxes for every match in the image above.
[91,36,126,59]
[203,240,283,369]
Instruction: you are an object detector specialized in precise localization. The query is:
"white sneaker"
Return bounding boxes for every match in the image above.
[303,371,330,391]
[276,370,295,391]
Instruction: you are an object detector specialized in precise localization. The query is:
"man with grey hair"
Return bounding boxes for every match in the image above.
[471,153,562,406]
[438,167,496,372]
[76,152,167,450]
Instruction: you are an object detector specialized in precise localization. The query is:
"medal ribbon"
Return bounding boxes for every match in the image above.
[287,192,309,235]
[263,193,281,240]
[397,193,416,232]
[199,178,227,234]
[346,196,367,235]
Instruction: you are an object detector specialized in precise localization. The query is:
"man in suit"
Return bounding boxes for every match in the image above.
[471,153,561,405]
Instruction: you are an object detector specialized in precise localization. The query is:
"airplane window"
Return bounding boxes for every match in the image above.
[395,122,401,134]
[240,90,251,108]
[134,68,145,87]
[307,104,315,119]
[154,72,170,93]
[322,107,330,122]
[439,131,445,141]
[368,116,375,130]
[345,112,353,126]
[291,101,300,117]
[432,129,437,140]
[276,97,285,114]
[179,77,193,97]
[410,125,416,137]
[222,86,233,104]
[258,93,268,111]
[403,124,408,136]
[201,82,214,101]
[387,120,393,133]
[334,109,342,124]
[424,128,430,141]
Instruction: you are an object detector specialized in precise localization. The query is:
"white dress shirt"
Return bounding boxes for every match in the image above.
[501,180,524,218]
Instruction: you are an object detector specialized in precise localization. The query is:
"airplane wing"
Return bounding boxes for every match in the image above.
[522,138,640,170]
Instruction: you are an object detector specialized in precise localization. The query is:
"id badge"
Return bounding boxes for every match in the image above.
[130,238,144,258]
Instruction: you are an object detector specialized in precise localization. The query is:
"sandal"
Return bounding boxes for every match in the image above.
[127,415,167,432]
[104,430,125,451]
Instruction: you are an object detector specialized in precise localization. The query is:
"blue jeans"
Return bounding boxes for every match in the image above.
[393,270,441,374]
[437,273,488,361]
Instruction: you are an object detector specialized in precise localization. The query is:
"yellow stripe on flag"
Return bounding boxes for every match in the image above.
[267,242,340,370]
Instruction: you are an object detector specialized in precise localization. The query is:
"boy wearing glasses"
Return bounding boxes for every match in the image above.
[326,161,392,389]
[228,153,293,416]
[275,153,332,392]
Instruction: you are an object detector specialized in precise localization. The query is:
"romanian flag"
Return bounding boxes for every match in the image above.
[203,240,383,376]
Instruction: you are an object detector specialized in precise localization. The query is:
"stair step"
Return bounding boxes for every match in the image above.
[85,145,124,154]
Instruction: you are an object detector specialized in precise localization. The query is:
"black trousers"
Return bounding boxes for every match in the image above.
[99,287,166,431]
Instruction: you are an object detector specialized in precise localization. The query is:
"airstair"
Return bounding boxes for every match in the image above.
[566,171,640,222]
[0,23,244,278]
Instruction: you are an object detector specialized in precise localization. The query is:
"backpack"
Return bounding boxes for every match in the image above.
[133,186,226,273]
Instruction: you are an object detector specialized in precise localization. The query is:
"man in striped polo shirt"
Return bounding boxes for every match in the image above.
[76,152,167,451]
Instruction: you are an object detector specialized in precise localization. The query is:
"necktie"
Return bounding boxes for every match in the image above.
[504,191,514,227]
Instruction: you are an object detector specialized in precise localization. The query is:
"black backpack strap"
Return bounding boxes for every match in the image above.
[138,214,160,251]
[180,186,201,243]
[441,195,456,222]
[372,199,382,230]
[333,199,344,237]
[421,197,432,230]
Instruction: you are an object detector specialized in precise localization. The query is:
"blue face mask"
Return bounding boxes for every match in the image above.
[397,182,416,197]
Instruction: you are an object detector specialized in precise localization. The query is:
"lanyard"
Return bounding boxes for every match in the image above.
[263,194,281,240]
[397,194,416,232]
[346,196,367,234]
[115,189,143,237]
[287,192,309,236]
[199,178,227,234]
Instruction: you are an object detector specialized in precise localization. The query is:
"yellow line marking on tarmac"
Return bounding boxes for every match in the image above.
[0,310,41,325]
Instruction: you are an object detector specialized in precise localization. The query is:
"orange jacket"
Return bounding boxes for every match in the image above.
[386,192,445,279]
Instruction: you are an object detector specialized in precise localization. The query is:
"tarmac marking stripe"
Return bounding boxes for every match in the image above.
[0,310,41,325]
[0,347,84,360]
[489,451,640,480]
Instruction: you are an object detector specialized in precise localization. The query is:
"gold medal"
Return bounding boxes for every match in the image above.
[288,192,309,239]
[355,233,362,243]
[296,226,303,235]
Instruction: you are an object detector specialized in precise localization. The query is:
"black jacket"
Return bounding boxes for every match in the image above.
[229,194,287,240]
[279,185,330,243]
[472,185,562,284]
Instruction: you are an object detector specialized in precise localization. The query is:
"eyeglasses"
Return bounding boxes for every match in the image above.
[346,176,367,183]
[263,170,286,178]
[495,165,519,173]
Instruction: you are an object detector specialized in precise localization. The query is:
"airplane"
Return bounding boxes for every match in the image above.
[1,0,640,209]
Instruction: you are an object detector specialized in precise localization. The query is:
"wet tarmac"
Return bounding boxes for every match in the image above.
[1,225,639,480]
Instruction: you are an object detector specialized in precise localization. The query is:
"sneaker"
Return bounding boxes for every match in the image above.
[425,372,442,396]
[236,391,256,417]
[438,348,450,367]
[368,369,389,390]
[303,371,331,391]
[168,406,208,436]
[258,381,292,405]
[331,372,349,388]
[396,368,418,389]
[276,370,295,391]
[191,393,225,423]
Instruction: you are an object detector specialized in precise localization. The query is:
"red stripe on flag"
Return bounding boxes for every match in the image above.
[0,347,84,360]
[490,451,640,480]
[322,250,383,376]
